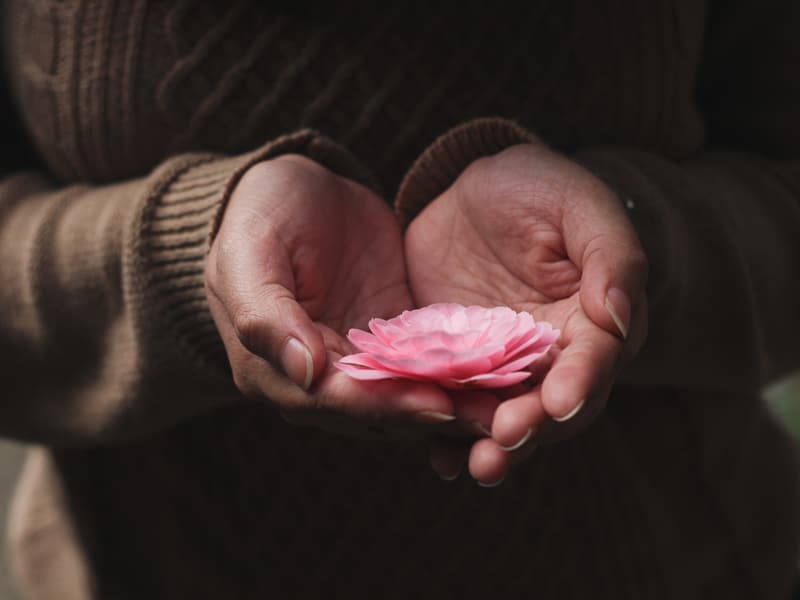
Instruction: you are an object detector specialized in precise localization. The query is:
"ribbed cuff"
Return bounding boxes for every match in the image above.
[395,117,537,226]
[133,130,376,372]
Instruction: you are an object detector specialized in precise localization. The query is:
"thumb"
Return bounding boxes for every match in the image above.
[230,281,327,390]
[210,214,328,391]
[562,184,648,341]
[579,239,648,342]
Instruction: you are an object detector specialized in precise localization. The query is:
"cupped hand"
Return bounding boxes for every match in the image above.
[404,143,649,484]
[206,155,456,437]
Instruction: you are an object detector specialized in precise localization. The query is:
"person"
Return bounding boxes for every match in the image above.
[1,0,799,598]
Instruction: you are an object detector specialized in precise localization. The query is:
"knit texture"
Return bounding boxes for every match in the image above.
[1,1,800,599]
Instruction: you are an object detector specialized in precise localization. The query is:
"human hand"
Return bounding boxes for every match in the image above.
[404,143,648,484]
[206,155,456,437]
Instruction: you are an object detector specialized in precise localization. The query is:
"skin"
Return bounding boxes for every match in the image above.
[206,143,648,485]
[206,154,459,438]
[405,143,648,484]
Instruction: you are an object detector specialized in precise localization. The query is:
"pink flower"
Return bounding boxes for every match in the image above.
[335,303,559,388]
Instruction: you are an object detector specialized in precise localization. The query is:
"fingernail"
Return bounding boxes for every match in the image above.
[478,477,505,488]
[605,288,630,339]
[280,337,314,390]
[499,428,535,452]
[417,411,457,424]
[438,471,461,482]
[553,398,585,422]
[469,421,492,437]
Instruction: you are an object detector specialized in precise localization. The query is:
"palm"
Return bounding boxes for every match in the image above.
[291,190,413,347]
[405,187,588,356]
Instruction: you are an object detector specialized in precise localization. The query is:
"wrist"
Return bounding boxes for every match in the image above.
[395,117,538,226]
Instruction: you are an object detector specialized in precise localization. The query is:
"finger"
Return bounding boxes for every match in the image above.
[212,206,326,390]
[491,387,546,450]
[429,437,470,481]
[538,380,611,443]
[304,360,458,425]
[562,183,648,341]
[540,319,621,425]
[210,299,309,404]
[468,438,511,487]
[450,390,501,437]
[508,436,538,465]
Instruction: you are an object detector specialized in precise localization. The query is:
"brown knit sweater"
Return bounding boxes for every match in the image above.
[2,1,800,598]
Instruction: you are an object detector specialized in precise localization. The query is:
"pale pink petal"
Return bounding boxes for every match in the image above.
[368,318,409,345]
[336,352,395,370]
[352,350,456,380]
[447,308,469,333]
[363,345,501,380]
[347,329,395,355]
[417,346,499,379]
[502,313,539,350]
[334,360,401,381]
[337,353,436,382]
[435,303,464,317]
[335,304,559,390]
[492,350,549,374]
[401,304,449,330]
[505,323,560,357]
[444,370,532,389]
[473,308,519,345]
[390,330,486,356]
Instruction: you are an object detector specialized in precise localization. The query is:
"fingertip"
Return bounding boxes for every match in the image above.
[491,392,544,450]
[579,239,646,342]
[604,287,630,340]
[468,438,509,486]
[540,364,586,421]
[429,439,467,481]
[370,380,456,423]
[283,320,328,389]
[551,398,585,422]
[580,279,630,341]
[498,427,534,451]
[451,390,501,436]
[279,337,315,390]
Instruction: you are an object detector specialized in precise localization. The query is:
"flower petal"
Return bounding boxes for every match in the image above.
[335,304,559,389]
[368,318,409,344]
[504,325,560,360]
[347,329,394,355]
[445,370,532,389]
[334,359,401,381]
[492,350,549,374]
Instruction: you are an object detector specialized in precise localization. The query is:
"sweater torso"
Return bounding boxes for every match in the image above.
[8,0,706,188]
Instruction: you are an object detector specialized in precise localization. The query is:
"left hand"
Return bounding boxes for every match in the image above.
[206,155,457,440]
[403,143,648,485]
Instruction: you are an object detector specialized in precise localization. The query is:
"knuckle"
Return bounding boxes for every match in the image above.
[306,389,330,415]
[231,369,260,401]
[232,310,267,355]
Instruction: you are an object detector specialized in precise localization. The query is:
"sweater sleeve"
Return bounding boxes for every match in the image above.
[395,3,800,395]
[0,130,373,445]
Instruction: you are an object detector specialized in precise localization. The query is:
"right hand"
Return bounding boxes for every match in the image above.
[205,155,456,437]
[403,143,649,483]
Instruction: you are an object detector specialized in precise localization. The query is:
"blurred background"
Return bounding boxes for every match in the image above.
[0,374,796,599]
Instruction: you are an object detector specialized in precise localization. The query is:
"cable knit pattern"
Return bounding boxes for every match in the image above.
[1,1,799,599]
